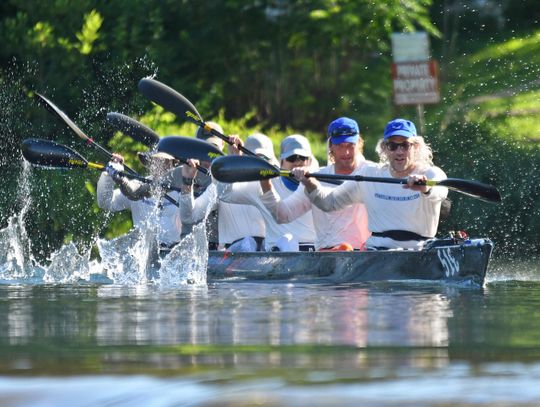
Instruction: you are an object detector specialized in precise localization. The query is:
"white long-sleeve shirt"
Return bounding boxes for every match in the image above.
[97,173,182,246]
[307,163,448,249]
[260,163,370,250]
[218,178,316,251]
[179,182,265,246]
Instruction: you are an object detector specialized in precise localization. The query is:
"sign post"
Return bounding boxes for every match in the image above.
[390,32,440,136]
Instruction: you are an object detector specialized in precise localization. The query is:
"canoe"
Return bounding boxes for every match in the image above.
[207,238,494,286]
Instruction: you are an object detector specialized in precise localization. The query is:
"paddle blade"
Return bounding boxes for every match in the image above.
[138,78,203,122]
[34,93,91,142]
[107,112,160,148]
[211,155,281,183]
[21,138,88,169]
[437,178,502,203]
[157,136,224,162]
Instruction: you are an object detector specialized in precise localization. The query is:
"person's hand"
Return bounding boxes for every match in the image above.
[105,161,124,182]
[404,174,430,194]
[291,166,319,192]
[111,153,124,164]
[291,167,309,183]
[227,134,244,156]
[182,159,199,179]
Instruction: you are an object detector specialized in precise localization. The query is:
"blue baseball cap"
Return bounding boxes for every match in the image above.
[383,118,417,139]
[327,117,360,144]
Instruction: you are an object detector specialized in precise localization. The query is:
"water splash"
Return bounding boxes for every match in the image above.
[0,215,36,280]
[0,161,39,280]
[158,223,208,287]
[0,175,211,287]
[97,227,158,285]
[44,242,91,283]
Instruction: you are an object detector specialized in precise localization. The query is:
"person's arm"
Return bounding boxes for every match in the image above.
[178,159,217,223]
[291,166,361,212]
[217,180,261,205]
[260,185,311,223]
[97,172,131,212]
[179,182,217,223]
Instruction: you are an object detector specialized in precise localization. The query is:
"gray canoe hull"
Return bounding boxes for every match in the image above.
[207,239,494,286]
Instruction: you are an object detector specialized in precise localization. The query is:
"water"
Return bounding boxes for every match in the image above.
[1,175,540,406]
[0,255,540,406]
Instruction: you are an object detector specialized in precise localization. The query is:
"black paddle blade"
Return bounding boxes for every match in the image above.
[157,136,224,162]
[211,155,281,183]
[437,178,502,203]
[106,112,160,148]
[138,78,203,122]
[21,138,88,169]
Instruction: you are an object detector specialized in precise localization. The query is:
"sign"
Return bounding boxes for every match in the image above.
[391,60,440,105]
[391,32,430,62]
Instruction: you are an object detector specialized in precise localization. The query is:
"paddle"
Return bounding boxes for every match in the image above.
[138,77,203,121]
[106,112,160,148]
[106,112,210,175]
[34,92,180,206]
[35,93,137,175]
[137,78,345,185]
[21,138,184,193]
[156,136,224,162]
[210,155,502,203]
[138,78,256,155]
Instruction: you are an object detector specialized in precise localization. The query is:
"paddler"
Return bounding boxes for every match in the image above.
[179,123,266,251]
[260,117,371,251]
[215,133,317,252]
[292,118,448,250]
[96,149,183,250]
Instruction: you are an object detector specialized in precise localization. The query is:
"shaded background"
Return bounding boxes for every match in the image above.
[0,0,539,259]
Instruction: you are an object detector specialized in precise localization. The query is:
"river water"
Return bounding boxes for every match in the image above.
[1,250,540,406]
[1,166,539,407]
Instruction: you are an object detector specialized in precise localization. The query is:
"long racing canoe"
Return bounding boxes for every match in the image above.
[206,238,494,286]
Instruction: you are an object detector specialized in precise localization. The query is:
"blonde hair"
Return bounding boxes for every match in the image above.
[327,138,365,164]
[376,136,434,170]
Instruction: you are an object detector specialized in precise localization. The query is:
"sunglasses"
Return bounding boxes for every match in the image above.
[385,141,413,151]
[285,154,309,163]
[330,129,358,138]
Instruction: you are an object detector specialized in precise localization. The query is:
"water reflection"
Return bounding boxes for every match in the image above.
[0,283,466,375]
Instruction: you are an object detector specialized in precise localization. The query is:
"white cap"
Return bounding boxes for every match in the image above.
[245,133,278,165]
[280,134,312,160]
[196,121,224,151]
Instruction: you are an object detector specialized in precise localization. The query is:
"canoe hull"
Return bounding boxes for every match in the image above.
[207,238,494,286]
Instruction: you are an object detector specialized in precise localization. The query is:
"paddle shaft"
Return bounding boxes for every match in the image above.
[304,172,408,184]
[301,171,500,202]
[185,111,254,156]
[88,162,183,193]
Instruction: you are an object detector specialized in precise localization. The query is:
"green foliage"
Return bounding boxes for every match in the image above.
[434,121,540,257]
[1,0,539,259]
[427,25,540,257]
[75,9,103,55]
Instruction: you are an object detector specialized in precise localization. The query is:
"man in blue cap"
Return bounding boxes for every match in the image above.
[260,117,371,251]
[292,118,448,250]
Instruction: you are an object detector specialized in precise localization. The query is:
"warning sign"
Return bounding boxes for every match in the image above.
[391,60,440,105]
